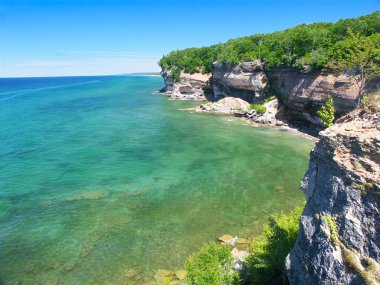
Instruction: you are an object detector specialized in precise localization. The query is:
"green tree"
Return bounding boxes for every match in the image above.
[171,67,181,82]
[328,29,380,104]
[159,12,380,73]
[317,95,335,127]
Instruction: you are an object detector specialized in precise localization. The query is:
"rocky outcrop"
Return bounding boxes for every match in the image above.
[212,61,269,102]
[286,104,380,285]
[161,62,379,128]
[212,64,363,127]
[161,69,213,100]
[246,99,286,126]
[197,97,250,115]
[268,68,361,126]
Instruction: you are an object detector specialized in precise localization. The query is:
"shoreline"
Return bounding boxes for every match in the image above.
[156,90,320,142]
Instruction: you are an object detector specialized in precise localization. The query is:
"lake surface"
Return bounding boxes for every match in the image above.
[0,75,314,284]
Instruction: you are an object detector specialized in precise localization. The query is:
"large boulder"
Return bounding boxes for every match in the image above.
[197,97,250,114]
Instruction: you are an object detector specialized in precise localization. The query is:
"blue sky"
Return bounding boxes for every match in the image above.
[0,0,378,77]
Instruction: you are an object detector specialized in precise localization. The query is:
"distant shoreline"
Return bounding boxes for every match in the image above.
[126,73,161,77]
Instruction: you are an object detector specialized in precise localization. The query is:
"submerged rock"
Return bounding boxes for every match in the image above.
[63,190,109,201]
[154,269,176,285]
[217,234,236,245]
[174,270,187,281]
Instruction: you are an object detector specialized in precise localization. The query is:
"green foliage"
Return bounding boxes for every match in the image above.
[159,12,380,72]
[246,206,303,285]
[328,29,380,97]
[185,242,240,285]
[317,95,335,127]
[171,67,181,83]
[250,104,267,114]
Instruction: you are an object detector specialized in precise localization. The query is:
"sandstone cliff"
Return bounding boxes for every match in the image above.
[212,61,268,102]
[286,104,380,285]
[268,68,362,126]
[161,62,374,128]
[161,69,212,100]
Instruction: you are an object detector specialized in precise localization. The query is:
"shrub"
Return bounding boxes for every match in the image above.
[246,206,303,284]
[250,104,267,114]
[185,242,240,285]
[317,95,335,127]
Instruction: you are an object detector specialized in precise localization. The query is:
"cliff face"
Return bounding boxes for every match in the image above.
[161,69,213,100]
[268,68,360,125]
[286,106,380,284]
[212,61,268,103]
[161,62,367,127]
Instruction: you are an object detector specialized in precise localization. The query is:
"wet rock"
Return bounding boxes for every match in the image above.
[124,268,139,279]
[63,190,109,201]
[154,269,176,285]
[174,270,187,281]
[218,234,235,244]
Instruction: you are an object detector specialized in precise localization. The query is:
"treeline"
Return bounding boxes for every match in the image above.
[159,12,380,73]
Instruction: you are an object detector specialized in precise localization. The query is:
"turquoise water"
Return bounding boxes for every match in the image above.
[0,75,313,284]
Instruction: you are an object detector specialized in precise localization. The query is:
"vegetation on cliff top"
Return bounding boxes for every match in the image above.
[159,12,380,73]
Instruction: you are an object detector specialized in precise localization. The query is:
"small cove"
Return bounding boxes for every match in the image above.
[0,75,314,284]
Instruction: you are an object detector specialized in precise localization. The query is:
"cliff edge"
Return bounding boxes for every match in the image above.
[286,102,380,284]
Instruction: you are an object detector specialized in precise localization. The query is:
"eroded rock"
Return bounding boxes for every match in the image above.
[286,105,380,284]
[197,97,250,114]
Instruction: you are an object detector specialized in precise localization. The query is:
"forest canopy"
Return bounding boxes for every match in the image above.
[159,12,380,74]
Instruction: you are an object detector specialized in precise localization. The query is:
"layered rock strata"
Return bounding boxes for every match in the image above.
[286,105,380,284]
[212,61,268,102]
[161,69,212,100]
[268,68,361,126]
[161,62,373,128]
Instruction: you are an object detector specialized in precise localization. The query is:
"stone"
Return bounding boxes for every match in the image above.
[286,104,380,284]
[218,234,235,244]
[124,268,139,279]
[161,69,212,100]
[236,238,249,244]
[212,61,268,102]
[174,270,187,281]
[63,190,109,201]
[231,248,250,260]
[198,97,250,114]
[161,62,380,129]
[154,269,175,285]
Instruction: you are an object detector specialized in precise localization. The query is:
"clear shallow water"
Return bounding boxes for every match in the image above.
[0,76,314,284]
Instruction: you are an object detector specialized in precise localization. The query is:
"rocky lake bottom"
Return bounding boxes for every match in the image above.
[0,75,314,284]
